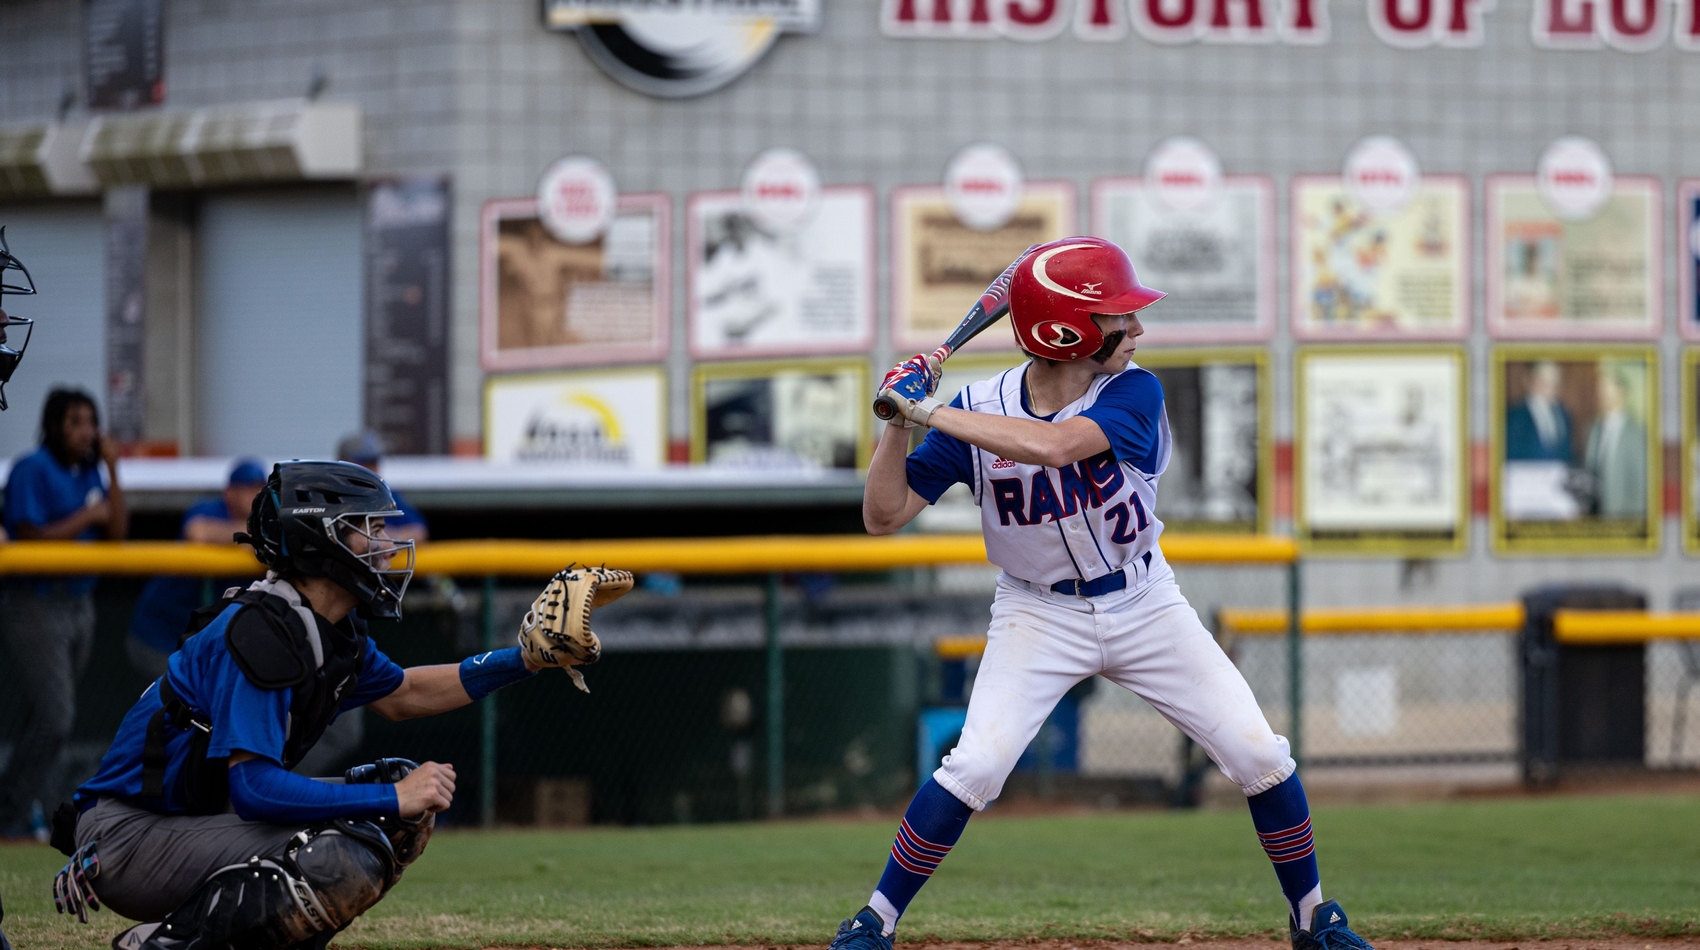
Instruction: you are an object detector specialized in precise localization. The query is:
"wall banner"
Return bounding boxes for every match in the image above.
[483,367,667,467]
[1491,344,1660,554]
[1093,173,1275,344]
[1291,174,1470,340]
[1486,175,1661,339]
[1295,346,1468,555]
[364,175,450,455]
[103,185,147,444]
[692,358,870,470]
[686,185,875,360]
[479,194,670,371]
[891,180,1075,354]
[85,0,164,110]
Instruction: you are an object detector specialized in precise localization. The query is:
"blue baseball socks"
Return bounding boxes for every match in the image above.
[866,778,972,935]
[1247,773,1323,931]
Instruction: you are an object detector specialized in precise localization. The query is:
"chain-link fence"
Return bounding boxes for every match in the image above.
[6,572,1700,832]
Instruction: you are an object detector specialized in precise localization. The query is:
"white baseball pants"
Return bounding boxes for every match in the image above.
[934,556,1295,810]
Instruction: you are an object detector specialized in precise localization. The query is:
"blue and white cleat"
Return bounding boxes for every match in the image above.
[1291,900,1376,950]
[829,907,893,950]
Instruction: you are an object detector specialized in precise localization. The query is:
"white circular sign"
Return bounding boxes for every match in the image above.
[740,148,821,233]
[1537,136,1613,222]
[944,143,1024,231]
[1343,136,1420,214]
[537,156,617,244]
[1145,137,1222,213]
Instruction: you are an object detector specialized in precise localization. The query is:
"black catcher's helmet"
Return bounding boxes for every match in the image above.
[241,460,417,620]
[0,226,39,411]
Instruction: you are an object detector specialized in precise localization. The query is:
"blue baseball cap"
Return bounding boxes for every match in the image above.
[227,458,268,487]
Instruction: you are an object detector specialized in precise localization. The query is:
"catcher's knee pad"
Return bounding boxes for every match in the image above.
[133,822,396,950]
[377,810,434,868]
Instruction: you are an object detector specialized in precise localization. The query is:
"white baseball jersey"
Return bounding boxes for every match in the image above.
[908,362,1172,586]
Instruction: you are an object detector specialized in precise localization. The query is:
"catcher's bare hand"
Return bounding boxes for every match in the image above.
[394,761,456,817]
[517,565,635,692]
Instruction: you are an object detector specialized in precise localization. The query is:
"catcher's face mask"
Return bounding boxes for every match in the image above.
[327,511,417,616]
[0,227,37,412]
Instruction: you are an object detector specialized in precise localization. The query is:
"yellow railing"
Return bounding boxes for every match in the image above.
[1552,610,1700,644]
[1219,603,1525,636]
[0,533,1297,577]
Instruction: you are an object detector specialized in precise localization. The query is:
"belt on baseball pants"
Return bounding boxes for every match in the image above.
[1049,553,1151,597]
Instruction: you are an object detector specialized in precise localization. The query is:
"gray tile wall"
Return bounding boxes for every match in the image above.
[0,0,1696,607]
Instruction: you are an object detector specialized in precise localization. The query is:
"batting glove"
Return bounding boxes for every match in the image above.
[880,356,944,428]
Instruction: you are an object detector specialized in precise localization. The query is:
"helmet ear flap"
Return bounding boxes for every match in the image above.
[243,472,287,569]
[1090,329,1127,363]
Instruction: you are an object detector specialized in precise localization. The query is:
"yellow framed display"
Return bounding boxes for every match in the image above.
[1490,344,1660,555]
[482,366,668,467]
[691,357,872,470]
[1294,345,1469,556]
[1684,348,1699,555]
[1132,348,1272,535]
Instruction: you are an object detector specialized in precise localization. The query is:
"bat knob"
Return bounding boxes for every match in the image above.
[872,395,900,421]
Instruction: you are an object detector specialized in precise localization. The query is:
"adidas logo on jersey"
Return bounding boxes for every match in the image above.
[991,457,1015,469]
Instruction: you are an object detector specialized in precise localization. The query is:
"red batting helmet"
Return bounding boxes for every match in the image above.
[1008,237,1165,361]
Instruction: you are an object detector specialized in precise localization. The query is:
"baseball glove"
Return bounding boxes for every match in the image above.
[517,565,635,692]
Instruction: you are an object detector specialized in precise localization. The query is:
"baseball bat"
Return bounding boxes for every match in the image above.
[872,244,1037,422]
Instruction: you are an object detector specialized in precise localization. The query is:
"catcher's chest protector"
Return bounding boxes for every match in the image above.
[182,586,366,771]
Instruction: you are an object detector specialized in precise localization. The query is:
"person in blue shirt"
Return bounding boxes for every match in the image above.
[337,430,427,542]
[0,388,128,840]
[126,458,269,678]
[55,460,599,950]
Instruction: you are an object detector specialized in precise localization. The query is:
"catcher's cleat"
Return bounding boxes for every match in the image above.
[1290,900,1375,950]
[828,907,892,950]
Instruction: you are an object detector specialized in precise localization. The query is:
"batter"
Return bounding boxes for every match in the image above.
[834,237,1374,950]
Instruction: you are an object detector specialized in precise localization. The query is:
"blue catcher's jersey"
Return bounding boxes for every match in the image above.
[76,600,405,814]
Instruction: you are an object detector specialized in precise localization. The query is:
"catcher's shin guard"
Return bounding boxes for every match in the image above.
[123,821,396,950]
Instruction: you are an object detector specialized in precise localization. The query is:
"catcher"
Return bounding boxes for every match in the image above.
[49,460,629,950]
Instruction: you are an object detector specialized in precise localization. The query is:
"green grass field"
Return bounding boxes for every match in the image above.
[4,793,1699,949]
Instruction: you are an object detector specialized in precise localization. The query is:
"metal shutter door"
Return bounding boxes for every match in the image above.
[195,188,361,460]
[0,203,106,461]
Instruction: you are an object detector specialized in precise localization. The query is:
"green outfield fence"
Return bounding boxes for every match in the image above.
[2,538,1698,827]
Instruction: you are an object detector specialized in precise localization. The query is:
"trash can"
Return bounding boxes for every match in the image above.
[1521,584,1646,785]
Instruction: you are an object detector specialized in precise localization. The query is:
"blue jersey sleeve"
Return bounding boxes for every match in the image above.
[180,497,230,533]
[904,393,974,504]
[229,758,398,823]
[3,456,51,534]
[201,655,293,764]
[1078,369,1164,472]
[340,643,406,711]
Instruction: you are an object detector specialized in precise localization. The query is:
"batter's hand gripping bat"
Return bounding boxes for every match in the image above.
[872,244,1037,422]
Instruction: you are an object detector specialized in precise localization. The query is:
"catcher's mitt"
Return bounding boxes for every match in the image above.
[517,565,635,692]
